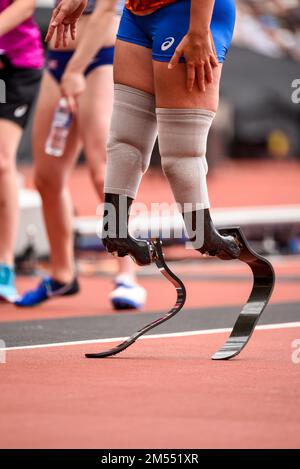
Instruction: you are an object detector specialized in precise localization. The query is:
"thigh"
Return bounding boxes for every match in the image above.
[32,71,81,184]
[154,61,222,111]
[0,119,23,164]
[77,65,113,157]
[114,39,155,95]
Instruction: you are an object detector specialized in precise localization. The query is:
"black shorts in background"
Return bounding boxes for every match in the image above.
[0,55,42,129]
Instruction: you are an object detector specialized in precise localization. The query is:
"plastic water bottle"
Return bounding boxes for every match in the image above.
[45,97,73,157]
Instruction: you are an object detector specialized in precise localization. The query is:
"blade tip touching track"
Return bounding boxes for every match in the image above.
[211,350,239,360]
[85,353,106,359]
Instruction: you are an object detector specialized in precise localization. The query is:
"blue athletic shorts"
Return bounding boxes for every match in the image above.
[47,47,115,83]
[117,0,236,63]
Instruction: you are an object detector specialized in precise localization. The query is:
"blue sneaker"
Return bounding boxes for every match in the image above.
[15,276,80,307]
[110,275,147,310]
[0,264,19,303]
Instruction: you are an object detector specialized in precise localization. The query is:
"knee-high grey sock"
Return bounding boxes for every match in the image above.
[104,84,157,199]
[156,108,214,212]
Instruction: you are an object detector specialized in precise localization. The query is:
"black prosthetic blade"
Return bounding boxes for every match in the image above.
[85,239,186,359]
[211,227,275,360]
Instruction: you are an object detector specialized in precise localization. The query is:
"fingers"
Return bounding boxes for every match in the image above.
[204,58,213,84]
[66,94,77,115]
[210,53,219,68]
[186,62,196,92]
[196,62,206,92]
[70,22,77,41]
[61,85,77,114]
[55,23,65,48]
[168,32,219,93]
[45,23,55,43]
[45,6,72,46]
[209,32,219,68]
[51,7,68,28]
[168,47,182,70]
[45,10,58,42]
[63,24,70,48]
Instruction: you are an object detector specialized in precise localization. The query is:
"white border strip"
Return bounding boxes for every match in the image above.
[1,322,300,352]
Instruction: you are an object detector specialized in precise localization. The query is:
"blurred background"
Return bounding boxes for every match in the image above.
[16,0,300,273]
[24,0,300,161]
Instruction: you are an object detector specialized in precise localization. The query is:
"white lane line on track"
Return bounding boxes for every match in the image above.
[1,321,300,352]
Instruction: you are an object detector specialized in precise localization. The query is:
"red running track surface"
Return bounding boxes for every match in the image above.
[0,326,299,449]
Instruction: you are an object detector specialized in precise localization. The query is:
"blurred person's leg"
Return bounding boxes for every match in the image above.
[0,120,22,267]
[78,62,147,309]
[34,72,81,283]
[16,71,81,307]
[0,59,41,302]
[0,120,22,302]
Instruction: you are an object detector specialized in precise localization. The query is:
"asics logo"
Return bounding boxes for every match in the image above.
[161,37,175,51]
[14,105,28,118]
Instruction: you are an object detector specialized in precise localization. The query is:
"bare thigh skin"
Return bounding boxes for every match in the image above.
[77,66,113,198]
[0,119,23,266]
[33,71,82,283]
[77,64,137,280]
[154,61,222,111]
[114,40,154,95]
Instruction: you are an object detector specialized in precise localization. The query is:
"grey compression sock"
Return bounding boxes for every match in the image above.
[104,84,157,199]
[156,108,215,212]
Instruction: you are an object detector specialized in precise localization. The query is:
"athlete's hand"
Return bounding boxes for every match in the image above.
[168,31,218,92]
[45,0,88,48]
[61,70,86,113]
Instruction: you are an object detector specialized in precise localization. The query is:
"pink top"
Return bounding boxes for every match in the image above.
[0,0,44,69]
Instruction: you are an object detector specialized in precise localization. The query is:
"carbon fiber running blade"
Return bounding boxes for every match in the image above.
[211,227,275,360]
[85,239,186,359]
